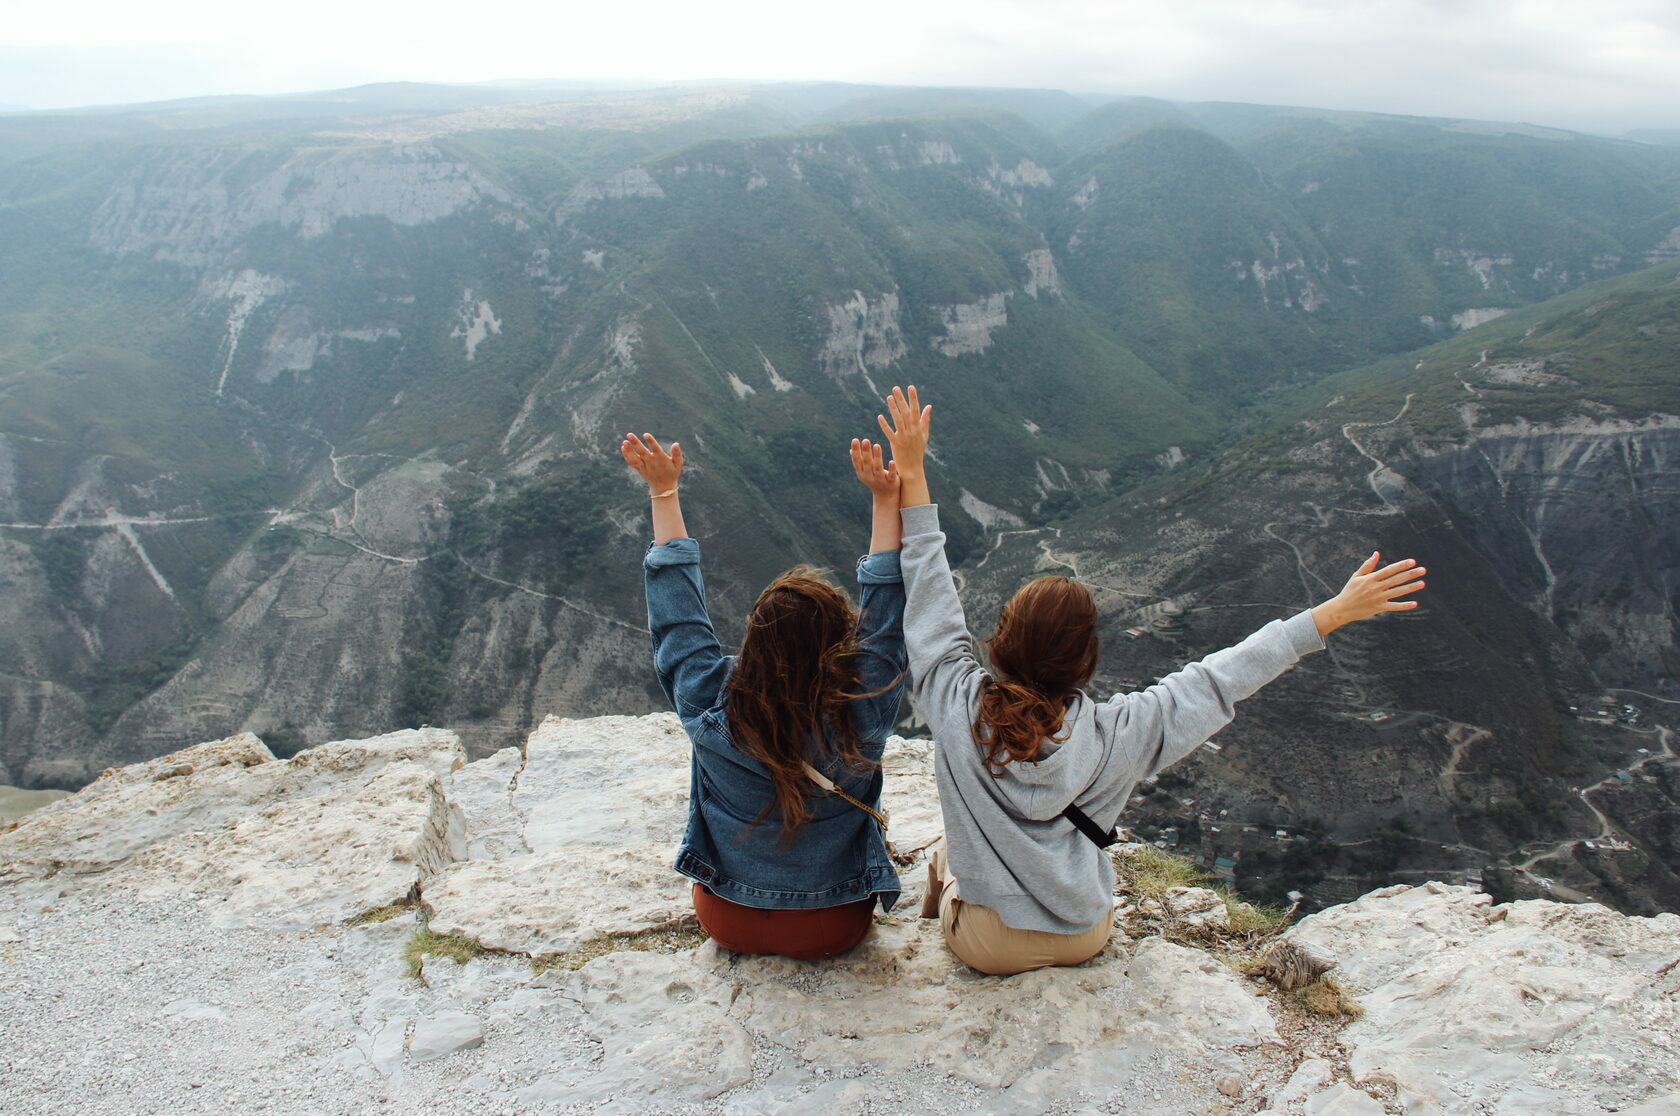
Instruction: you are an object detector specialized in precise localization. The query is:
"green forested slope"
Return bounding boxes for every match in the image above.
[0,80,1677,807]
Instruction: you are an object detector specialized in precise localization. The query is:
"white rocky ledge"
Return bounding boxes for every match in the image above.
[2,712,1677,1114]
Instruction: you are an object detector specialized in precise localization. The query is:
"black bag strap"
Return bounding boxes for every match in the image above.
[1062,801,1119,848]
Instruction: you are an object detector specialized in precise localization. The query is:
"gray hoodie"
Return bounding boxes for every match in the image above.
[900,503,1325,934]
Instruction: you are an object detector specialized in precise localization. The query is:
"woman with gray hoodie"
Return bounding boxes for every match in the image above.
[874,385,1427,975]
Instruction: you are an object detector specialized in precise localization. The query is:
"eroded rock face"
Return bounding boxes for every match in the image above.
[427,846,693,954]
[1288,882,1680,1113]
[1406,418,1680,693]
[820,290,907,381]
[0,728,466,927]
[7,714,1680,1114]
[91,144,513,267]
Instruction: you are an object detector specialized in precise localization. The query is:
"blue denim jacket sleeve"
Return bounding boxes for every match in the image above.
[850,549,908,741]
[644,538,731,719]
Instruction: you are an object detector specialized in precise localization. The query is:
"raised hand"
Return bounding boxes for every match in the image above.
[877,385,933,507]
[620,432,687,544]
[619,432,683,495]
[850,438,899,497]
[1311,552,1426,637]
[877,385,931,472]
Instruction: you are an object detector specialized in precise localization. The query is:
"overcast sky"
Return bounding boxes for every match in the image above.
[3,0,1677,135]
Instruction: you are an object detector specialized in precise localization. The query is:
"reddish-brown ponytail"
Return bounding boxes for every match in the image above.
[974,576,1099,774]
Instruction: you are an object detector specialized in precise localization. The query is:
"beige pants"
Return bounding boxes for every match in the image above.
[922,846,1113,976]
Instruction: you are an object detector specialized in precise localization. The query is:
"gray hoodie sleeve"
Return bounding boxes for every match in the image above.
[1106,610,1324,781]
[898,504,984,715]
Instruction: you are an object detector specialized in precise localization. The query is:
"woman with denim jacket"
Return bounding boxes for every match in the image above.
[619,431,909,960]
[872,386,1428,975]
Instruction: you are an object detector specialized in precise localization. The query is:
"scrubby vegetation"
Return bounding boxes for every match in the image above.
[529,919,710,975]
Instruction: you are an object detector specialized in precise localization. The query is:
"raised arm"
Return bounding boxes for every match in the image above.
[619,432,687,544]
[1111,611,1325,782]
[879,385,932,509]
[850,437,902,553]
[1116,552,1427,779]
[623,431,727,718]
[876,386,983,709]
[847,436,910,739]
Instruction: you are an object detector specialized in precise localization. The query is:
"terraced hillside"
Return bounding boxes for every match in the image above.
[960,259,1680,914]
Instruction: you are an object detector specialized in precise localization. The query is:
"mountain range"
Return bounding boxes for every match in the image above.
[1,80,1676,912]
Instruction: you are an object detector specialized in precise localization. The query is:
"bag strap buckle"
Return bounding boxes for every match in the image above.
[803,761,890,832]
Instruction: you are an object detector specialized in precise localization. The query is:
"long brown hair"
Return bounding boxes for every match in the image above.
[724,566,878,838]
[973,576,1100,775]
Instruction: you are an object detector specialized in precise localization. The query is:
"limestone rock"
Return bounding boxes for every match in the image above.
[1270,1057,1335,1109]
[532,949,755,1108]
[447,746,528,860]
[428,715,692,951]
[729,923,1273,1097]
[882,735,942,856]
[408,1010,484,1061]
[92,144,513,268]
[133,760,459,927]
[432,717,944,951]
[0,733,277,877]
[932,292,1011,356]
[513,713,688,850]
[820,291,906,380]
[331,1017,409,1079]
[1162,885,1230,929]
[1304,1083,1385,1115]
[426,845,693,954]
[11,715,1680,1115]
[1288,883,1680,1113]
[160,998,229,1023]
[0,728,466,927]
[287,727,465,782]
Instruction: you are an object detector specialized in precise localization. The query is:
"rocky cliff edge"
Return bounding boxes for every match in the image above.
[1,714,1676,1115]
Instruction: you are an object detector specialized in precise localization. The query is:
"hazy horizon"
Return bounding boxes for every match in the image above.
[4,0,1678,136]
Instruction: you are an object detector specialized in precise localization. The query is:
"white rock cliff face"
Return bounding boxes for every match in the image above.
[91,144,512,268]
[2,712,1678,1115]
[932,292,1010,356]
[819,290,907,383]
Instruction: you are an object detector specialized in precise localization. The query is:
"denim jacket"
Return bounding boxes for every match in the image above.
[644,538,907,911]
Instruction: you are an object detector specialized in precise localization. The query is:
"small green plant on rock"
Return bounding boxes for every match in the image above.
[404,929,488,979]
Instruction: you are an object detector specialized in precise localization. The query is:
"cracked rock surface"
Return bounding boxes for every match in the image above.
[3,713,1678,1114]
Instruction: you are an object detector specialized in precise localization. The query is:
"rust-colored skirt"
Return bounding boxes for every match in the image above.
[690,884,874,960]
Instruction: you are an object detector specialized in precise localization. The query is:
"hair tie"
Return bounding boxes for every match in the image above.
[650,487,678,499]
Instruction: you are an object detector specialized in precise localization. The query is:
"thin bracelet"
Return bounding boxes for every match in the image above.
[650,487,678,499]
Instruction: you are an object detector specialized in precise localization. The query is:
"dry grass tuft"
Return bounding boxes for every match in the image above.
[1220,894,1290,937]
[1113,845,1291,948]
[1114,845,1211,900]
[403,929,488,979]
[1296,975,1364,1018]
[349,896,419,925]
[530,918,708,974]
